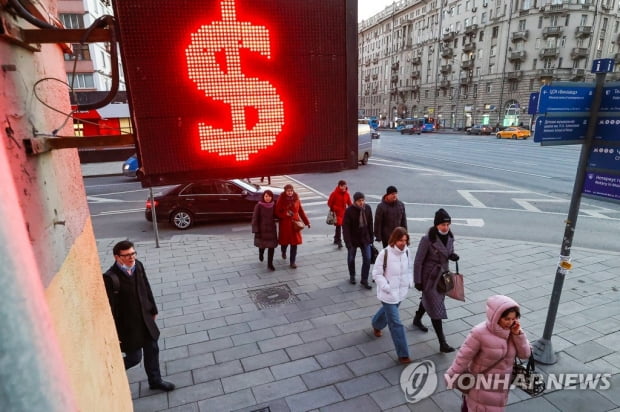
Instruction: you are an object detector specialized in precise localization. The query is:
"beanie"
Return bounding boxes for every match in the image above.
[353,192,365,202]
[386,185,398,195]
[434,208,451,226]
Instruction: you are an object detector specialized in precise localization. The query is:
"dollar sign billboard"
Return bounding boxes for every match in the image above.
[185,0,285,161]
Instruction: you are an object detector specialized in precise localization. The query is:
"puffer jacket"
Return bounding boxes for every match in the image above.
[445,295,531,412]
[372,246,412,304]
[327,187,352,226]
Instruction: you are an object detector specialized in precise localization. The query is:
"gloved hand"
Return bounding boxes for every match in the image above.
[375,237,381,243]
[448,253,460,262]
[415,283,423,291]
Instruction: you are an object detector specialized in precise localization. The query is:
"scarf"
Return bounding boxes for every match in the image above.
[259,201,274,208]
[356,204,367,229]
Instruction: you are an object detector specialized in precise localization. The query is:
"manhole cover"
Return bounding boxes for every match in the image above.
[248,283,299,310]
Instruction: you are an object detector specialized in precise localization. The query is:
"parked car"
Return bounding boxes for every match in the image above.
[122,154,139,177]
[371,129,380,139]
[467,124,493,135]
[400,125,422,135]
[496,127,531,140]
[145,179,283,229]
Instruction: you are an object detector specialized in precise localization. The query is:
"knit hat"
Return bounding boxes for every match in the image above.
[386,185,398,195]
[434,208,451,226]
[353,192,365,202]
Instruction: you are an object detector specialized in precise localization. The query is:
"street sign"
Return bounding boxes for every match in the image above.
[528,92,539,115]
[600,84,620,112]
[594,116,620,141]
[588,146,620,170]
[592,58,615,73]
[538,84,594,113]
[533,116,589,144]
[583,171,620,202]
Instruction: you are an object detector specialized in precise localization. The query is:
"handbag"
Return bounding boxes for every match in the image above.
[446,272,465,301]
[437,262,458,294]
[512,353,546,396]
[326,210,336,225]
[292,219,305,231]
[370,244,379,264]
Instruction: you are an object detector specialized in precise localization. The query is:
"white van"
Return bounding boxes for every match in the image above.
[357,120,372,165]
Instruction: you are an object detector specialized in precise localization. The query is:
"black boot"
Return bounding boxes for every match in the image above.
[413,304,428,332]
[267,248,275,271]
[431,319,455,353]
[259,248,264,262]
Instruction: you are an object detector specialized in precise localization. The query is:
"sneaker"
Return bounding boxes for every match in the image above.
[398,357,412,365]
[373,328,382,337]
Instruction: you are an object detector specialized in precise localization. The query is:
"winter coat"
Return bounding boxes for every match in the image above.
[413,228,454,319]
[275,192,310,246]
[327,187,352,226]
[445,295,531,412]
[372,246,412,304]
[103,260,160,352]
[374,195,407,242]
[252,202,278,248]
[342,204,373,248]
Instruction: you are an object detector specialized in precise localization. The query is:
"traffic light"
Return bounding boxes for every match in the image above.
[113,0,357,186]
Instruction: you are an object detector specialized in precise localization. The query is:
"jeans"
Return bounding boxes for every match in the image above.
[281,244,297,264]
[124,338,162,384]
[347,243,371,282]
[372,302,409,358]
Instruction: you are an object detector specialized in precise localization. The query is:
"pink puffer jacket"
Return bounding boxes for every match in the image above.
[445,295,531,412]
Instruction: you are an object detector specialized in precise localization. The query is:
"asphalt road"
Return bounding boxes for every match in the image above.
[85,131,620,251]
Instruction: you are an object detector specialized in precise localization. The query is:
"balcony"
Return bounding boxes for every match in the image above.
[511,30,529,42]
[507,71,523,81]
[410,70,420,79]
[372,73,378,80]
[508,51,527,62]
[464,24,479,36]
[440,64,452,74]
[571,47,588,59]
[442,31,456,42]
[372,57,378,64]
[460,76,472,85]
[541,4,567,14]
[463,43,476,53]
[411,85,420,92]
[411,56,421,65]
[364,74,370,82]
[461,60,475,70]
[575,26,592,38]
[391,62,399,71]
[390,76,398,84]
[538,68,555,78]
[570,68,586,80]
[441,48,454,58]
[364,59,371,66]
[542,26,563,38]
[439,80,451,89]
[539,48,560,58]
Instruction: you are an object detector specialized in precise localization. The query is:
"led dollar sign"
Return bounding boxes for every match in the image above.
[186,0,285,161]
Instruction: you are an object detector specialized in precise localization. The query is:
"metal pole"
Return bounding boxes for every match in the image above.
[532,71,606,364]
[149,187,160,248]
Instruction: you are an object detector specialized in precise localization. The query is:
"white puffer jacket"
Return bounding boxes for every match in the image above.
[372,246,412,304]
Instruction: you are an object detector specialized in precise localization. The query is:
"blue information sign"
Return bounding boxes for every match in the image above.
[588,146,620,170]
[594,117,620,141]
[533,116,589,144]
[583,171,620,202]
[600,85,620,112]
[538,84,594,113]
[528,92,539,115]
[592,58,615,74]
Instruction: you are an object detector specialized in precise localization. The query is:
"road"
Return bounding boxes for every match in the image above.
[85,131,620,251]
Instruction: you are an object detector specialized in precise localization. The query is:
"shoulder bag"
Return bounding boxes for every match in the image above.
[512,352,546,396]
[437,261,458,294]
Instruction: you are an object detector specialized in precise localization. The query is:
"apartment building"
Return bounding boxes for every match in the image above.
[358,0,620,129]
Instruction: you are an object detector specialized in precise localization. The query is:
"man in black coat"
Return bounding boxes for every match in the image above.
[103,240,175,392]
[374,185,408,248]
[343,192,374,289]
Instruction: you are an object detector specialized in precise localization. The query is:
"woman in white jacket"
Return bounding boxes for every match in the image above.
[371,227,413,364]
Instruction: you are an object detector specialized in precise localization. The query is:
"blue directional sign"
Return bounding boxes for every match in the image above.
[588,146,620,170]
[600,85,620,112]
[533,116,589,144]
[528,92,539,115]
[538,84,594,113]
[592,58,615,74]
[583,171,620,203]
[594,116,620,141]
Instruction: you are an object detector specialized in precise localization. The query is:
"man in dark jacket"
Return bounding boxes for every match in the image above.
[374,186,408,248]
[103,240,175,392]
[343,192,374,289]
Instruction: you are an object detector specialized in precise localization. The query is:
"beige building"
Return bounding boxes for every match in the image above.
[358,0,620,130]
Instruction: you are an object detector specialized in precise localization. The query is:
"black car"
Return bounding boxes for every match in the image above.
[467,124,493,135]
[400,125,422,135]
[145,179,283,229]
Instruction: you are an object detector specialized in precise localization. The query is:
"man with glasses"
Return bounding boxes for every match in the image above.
[103,240,175,392]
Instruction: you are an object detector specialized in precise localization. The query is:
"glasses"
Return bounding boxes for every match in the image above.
[119,252,137,258]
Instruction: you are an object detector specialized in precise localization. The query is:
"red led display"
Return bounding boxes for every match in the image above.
[113,0,357,186]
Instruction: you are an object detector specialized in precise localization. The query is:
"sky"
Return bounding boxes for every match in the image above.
[358,0,393,21]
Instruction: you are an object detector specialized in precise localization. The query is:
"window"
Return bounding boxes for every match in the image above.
[538,16,543,29]
[473,84,478,98]
[481,12,487,24]
[514,61,521,70]
[510,81,519,91]
[489,64,495,74]
[64,43,91,61]
[565,15,570,26]
[67,73,95,89]
[479,30,484,41]
[60,14,85,29]
[492,26,499,38]
[518,20,526,31]
[486,83,492,93]
[532,58,537,70]
[550,16,558,26]
[580,15,588,26]
[490,45,497,56]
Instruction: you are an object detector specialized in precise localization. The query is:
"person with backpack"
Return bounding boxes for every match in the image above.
[370,227,413,364]
[103,240,175,392]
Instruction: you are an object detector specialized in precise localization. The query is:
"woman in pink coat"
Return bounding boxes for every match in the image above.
[445,295,531,412]
[327,180,352,248]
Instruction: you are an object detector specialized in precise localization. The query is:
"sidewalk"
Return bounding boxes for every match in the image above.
[95,233,620,412]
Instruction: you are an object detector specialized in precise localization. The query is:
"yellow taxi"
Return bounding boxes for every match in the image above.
[496,126,531,140]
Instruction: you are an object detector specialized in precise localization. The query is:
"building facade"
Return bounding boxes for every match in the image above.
[358,0,620,129]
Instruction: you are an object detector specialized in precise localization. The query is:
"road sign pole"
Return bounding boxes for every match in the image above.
[532,72,606,364]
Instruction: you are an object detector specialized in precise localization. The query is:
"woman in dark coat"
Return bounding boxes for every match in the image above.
[275,184,310,268]
[252,190,278,271]
[413,208,460,353]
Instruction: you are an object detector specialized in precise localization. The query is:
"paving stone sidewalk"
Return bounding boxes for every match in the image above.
[96,233,620,412]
